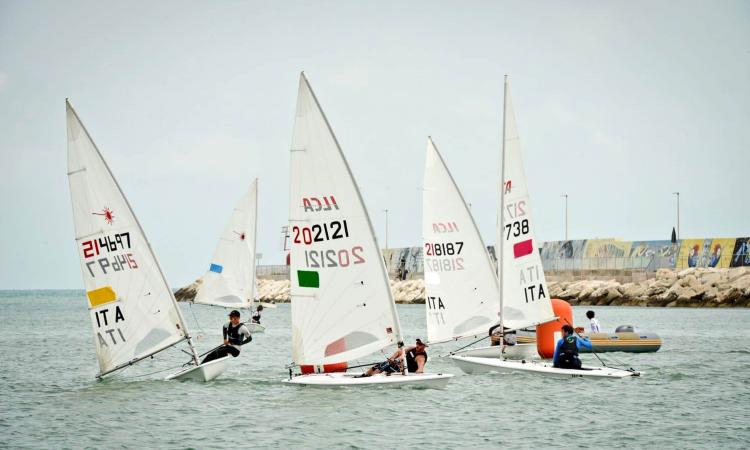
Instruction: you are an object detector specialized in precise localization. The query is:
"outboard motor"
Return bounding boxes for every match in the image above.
[615,325,635,333]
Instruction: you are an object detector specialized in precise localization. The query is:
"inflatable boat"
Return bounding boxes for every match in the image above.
[516,326,661,353]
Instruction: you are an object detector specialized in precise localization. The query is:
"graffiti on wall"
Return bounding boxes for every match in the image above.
[629,240,680,269]
[677,238,736,269]
[731,238,750,267]
[376,237,749,275]
[383,247,422,279]
[580,239,633,269]
[540,240,587,270]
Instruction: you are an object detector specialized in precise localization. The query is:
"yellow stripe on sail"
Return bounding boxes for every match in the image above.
[87,286,117,307]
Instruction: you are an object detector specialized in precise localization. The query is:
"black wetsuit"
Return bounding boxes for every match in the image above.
[201,322,251,364]
[406,348,427,373]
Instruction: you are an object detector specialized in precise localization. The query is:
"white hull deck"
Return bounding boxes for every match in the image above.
[282,372,454,389]
[454,343,539,360]
[246,323,265,333]
[165,356,231,382]
[450,355,640,379]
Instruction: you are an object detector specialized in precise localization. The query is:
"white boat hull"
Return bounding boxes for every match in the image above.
[246,323,265,333]
[282,372,454,389]
[165,356,231,382]
[258,302,277,309]
[455,343,539,360]
[450,355,640,379]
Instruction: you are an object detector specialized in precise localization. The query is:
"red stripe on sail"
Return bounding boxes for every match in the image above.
[513,239,533,258]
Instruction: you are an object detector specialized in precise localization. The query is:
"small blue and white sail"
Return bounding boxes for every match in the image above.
[194,179,259,310]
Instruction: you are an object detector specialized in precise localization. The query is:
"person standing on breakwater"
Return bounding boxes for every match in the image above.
[553,324,592,370]
[202,310,252,364]
[586,310,601,333]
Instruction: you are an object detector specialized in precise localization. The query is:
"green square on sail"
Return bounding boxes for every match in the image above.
[297,270,320,288]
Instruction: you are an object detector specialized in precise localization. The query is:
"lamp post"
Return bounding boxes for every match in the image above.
[561,194,568,240]
[672,192,680,240]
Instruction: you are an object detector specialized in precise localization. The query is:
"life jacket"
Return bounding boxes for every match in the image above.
[225,322,244,346]
[561,335,579,357]
[406,348,427,373]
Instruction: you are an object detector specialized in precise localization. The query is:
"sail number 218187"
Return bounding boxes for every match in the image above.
[424,241,464,272]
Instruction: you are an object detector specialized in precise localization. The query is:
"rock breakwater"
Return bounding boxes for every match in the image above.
[174,267,750,307]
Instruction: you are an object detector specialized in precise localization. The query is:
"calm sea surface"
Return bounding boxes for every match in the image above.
[1,290,748,449]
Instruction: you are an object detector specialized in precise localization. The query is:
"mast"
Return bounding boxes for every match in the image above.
[67,99,200,368]
[498,75,508,338]
[250,178,259,304]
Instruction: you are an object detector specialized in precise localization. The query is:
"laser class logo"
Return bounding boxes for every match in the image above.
[92,207,115,225]
[504,180,512,194]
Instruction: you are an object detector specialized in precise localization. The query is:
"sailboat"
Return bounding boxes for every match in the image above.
[66,100,229,382]
[448,78,640,378]
[281,73,453,388]
[192,179,265,333]
[422,137,538,360]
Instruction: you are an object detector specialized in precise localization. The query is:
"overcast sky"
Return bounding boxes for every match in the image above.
[1,1,748,289]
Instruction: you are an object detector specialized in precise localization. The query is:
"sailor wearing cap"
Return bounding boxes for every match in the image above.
[201,310,253,364]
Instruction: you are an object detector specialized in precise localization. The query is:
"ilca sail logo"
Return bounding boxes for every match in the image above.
[92,206,115,225]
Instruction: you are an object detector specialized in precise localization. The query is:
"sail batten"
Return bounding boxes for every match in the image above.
[67,100,193,375]
[289,74,401,366]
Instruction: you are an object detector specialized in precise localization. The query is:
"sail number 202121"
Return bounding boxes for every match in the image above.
[292,220,349,245]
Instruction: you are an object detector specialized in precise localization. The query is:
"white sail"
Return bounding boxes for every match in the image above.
[498,81,556,330]
[289,73,402,366]
[66,100,190,377]
[194,179,258,309]
[422,138,499,343]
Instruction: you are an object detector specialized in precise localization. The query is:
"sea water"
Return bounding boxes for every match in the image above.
[1,290,748,449]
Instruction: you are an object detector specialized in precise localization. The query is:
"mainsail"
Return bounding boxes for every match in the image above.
[66,100,192,377]
[498,79,556,330]
[289,73,402,366]
[422,138,499,343]
[194,179,258,309]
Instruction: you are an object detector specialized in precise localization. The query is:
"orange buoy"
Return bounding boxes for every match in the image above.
[536,298,573,358]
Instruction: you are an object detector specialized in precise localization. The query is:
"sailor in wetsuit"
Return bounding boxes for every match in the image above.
[552,324,593,370]
[359,338,429,377]
[489,324,517,347]
[251,305,263,324]
[201,309,252,364]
